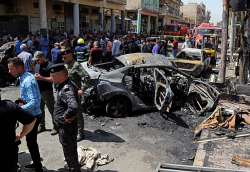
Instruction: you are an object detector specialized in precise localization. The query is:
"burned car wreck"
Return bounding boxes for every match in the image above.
[0,41,15,87]
[81,53,219,117]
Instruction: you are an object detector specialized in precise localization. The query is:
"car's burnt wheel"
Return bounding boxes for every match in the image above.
[105,96,131,117]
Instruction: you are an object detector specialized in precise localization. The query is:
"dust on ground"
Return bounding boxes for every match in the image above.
[1,86,204,172]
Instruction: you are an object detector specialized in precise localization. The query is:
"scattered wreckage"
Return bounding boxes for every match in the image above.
[0,41,15,87]
[194,94,250,138]
[192,94,250,170]
[81,53,219,117]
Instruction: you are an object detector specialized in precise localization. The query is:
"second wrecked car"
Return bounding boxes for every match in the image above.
[81,53,219,117]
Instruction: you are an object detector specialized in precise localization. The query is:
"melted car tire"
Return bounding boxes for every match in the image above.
[105,96,131,118]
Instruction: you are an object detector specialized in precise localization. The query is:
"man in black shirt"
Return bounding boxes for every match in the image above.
[50,64,81,172]
[0,89,36,172]
[33,51,57,135]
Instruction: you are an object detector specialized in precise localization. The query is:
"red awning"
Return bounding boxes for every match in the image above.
[197,23,221,30]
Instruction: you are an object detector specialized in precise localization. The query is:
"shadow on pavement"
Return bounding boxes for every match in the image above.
[96,170,119,172]
[84,129,125,143]
[45,168,118,172]
[161,112,189,129]
[18,151,32,166]
[45,168,66,172]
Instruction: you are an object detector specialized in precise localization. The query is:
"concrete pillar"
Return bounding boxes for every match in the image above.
[73,3,80,36]
[147,16,151,35]
[229,12,236,60]
[99,7,104,32]
[111,9,116,33]
[121,10,126,33]
[247,15,250,80]
[155,16,159,34]
[247,15,250,50]
[39,0,48,36]
[136,9,141,34]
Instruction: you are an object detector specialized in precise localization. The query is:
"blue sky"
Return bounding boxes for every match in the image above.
[182,0,223,24]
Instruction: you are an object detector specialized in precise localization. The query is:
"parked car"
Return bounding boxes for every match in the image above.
[81,53,219,117]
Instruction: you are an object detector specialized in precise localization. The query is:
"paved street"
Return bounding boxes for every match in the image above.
[1,86,199,172]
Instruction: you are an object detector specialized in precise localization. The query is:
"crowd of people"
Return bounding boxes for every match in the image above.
[2,50,86,172]
[0,31,202,172]
[1,32,192,67]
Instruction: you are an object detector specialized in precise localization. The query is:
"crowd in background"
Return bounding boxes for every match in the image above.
[0,32,191,65]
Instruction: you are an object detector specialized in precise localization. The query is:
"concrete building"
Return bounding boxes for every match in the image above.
[180,2,209,26]
[0,0,127,36]
[205,10,211,23]
[126,0,159,34]
[158,0,183,27]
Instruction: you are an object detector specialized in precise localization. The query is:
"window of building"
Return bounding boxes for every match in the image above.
[92,9,99,14]
[33,3,38,8]
[53,4,62,11]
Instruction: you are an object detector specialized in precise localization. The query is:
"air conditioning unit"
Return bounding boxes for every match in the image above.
[229,0,249,12]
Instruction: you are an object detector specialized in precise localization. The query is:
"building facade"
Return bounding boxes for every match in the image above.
[180,2,210,26]
[126,0,159,34]
[158,0,183,27]
[0,0,127,36]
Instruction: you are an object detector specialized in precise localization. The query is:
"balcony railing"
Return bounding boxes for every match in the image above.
[106,0,126,5]
[159,7,180,18]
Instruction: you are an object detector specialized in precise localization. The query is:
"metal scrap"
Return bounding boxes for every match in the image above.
[195,132,250,143]
[155,163,247,172]
[194,95,250,137]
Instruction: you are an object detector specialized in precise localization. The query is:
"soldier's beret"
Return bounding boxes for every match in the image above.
[49,63,66,73]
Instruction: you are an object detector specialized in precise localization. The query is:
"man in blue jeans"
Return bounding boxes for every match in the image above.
[8,57,44,172]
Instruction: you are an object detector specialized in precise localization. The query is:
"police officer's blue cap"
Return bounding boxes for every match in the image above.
[49,63,66,73]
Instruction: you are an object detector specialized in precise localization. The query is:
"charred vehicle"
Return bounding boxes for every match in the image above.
[0,41,15,87]
[170,48,213,78]
[81,53,219,117]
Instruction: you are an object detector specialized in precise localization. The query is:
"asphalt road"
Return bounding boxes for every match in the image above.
[1,86,199,172]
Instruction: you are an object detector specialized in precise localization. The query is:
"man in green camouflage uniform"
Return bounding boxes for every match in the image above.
[61,46,88,141]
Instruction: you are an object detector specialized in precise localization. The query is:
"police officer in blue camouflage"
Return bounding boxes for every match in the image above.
[50,64,81,172]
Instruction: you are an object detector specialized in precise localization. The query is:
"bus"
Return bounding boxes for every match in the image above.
[163,24,188,36]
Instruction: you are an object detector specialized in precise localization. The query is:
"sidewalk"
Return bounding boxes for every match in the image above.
[194,95,250,171]
[194,129,250,171]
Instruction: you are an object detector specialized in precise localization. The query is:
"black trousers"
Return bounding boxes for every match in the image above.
[26,115,43,171]
[58,123,80,172]
[5,145,18,172]
[77,105,84,134]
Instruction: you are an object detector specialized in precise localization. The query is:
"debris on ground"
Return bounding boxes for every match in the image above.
[232,156,250,168]
[194,94,250,137]
[78,146,114,171]
[155,163,247,172]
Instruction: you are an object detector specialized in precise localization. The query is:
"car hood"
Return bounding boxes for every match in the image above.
[116,53,171,66]
[81,62,102,80]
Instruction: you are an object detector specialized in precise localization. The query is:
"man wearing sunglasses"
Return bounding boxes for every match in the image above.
[61,46,89,141]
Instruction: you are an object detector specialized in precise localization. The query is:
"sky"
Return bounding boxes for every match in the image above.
[182,0,223,24]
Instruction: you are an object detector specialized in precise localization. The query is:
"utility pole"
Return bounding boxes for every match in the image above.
[218,0,229,83]
[229,10,236,61]
[239,11,250,84]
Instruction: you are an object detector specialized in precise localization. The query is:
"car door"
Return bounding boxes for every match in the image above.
[123,66,156,106]
[153,68,174,112]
